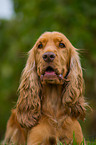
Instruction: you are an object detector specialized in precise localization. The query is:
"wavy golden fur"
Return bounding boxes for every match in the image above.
[3,32,87,145]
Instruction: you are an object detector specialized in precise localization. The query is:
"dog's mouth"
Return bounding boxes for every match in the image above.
[44,66,56,75]
[40,66,64,84]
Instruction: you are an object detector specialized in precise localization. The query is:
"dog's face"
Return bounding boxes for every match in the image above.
[34,32,73,84]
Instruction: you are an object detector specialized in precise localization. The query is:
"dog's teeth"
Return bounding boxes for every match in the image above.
[40,75,43,81]
[58,74,63,80]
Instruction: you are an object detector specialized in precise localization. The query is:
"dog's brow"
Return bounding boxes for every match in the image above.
[54,36,63,42]
[38,37,48,43]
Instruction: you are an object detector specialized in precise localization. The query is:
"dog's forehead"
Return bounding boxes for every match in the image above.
[38,31,68,41]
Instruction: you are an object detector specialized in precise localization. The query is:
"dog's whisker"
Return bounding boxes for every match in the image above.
[58,74,64,80]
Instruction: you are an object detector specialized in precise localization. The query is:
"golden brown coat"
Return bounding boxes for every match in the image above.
[3,32,87,145]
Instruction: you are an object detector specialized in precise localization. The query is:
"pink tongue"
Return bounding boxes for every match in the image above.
[45,71,55,75]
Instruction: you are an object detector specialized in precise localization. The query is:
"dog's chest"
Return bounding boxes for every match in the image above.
[41,85,63,118]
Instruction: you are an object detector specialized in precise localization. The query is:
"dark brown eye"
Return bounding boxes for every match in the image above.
[38,43,43,49]
[59,42,66,48]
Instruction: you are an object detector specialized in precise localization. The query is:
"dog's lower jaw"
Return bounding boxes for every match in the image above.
[40,73,64,85]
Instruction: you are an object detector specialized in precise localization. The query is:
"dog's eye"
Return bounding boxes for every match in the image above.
[38,43,43,49]
[59,42,66,48]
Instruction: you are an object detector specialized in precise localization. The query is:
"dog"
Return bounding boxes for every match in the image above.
[2,31,87,145]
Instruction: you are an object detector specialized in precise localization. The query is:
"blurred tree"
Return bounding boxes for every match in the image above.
[0,0,96,140]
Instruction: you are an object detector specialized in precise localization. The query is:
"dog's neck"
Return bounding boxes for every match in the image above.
[41,84,63,118]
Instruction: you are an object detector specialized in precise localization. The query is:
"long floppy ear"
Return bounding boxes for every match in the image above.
[16,47,41,128]
[62,48,87,120]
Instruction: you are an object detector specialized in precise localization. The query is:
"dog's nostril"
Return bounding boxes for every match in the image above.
[50,55,55,58]
[43,55,47,59]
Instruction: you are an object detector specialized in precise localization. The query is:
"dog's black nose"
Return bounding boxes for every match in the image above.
[42,52,56,62]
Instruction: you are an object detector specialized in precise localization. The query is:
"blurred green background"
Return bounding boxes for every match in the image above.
[0,0,96,141]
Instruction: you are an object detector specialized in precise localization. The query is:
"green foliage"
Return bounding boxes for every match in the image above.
[87,140,96,145]
[0,0,96,140]
[57,133,96,145]
[0,133,96,145]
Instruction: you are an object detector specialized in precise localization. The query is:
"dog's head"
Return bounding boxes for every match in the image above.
[34,32,71,84]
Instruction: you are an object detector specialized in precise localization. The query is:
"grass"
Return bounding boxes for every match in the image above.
[0,141,96,145]
[0,133,96,145]
[57,140,96,145]
[57,132,96,145]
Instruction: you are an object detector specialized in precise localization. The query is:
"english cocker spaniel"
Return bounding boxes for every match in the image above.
[3,32,87,145]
